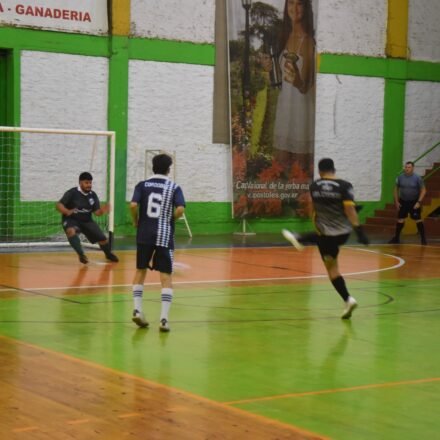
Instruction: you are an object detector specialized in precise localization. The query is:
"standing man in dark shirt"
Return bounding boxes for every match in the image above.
[389,161,427,245]
[282,158,369,319]
[130,154,185,332]
[56,172,119,264]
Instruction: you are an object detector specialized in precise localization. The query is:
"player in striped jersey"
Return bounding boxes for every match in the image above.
[130,154,186,332]
[282,158,369,319]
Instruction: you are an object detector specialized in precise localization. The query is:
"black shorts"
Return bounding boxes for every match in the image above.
[398,199,421,221]
[62,218,106,244]
[136,244,173,273]
[317,233,350,260]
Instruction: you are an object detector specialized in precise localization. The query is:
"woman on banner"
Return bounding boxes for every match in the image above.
[263,0,316,172]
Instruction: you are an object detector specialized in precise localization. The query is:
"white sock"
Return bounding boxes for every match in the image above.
[160,288,173,321]
[133,284,143,312]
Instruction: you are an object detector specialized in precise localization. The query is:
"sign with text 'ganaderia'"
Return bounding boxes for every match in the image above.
[0,0,108,35]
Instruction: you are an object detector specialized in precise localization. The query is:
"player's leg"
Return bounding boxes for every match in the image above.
[282,229,318,250]
[82,222,118,262]
[318,235,357,319]
[411,205,427,245]
[131,244,154,328]
[158,272,172,332]
[97,239,119,262]
[415,220,427,245]
[63,219,88,263]
[153,248,174,332]
[389,200,408,244]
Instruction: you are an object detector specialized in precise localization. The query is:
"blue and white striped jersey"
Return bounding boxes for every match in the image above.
[131,175,185,249]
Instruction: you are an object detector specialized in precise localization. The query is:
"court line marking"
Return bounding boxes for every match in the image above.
[67,419,90,425]
[12,426,40,433]
[117,413,142,419]
[224,377,440,405]
[11,248,406,292]
[0,334,328,440]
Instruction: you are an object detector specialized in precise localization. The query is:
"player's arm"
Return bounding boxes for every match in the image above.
[415,184,426,208]
[173,186,186,220]
[343,200,369,245]
[344,202,361,227]
[56,201,75,216]
[56,190,75,216]
[130,202,139,227]
[393,185,400,209]
[94,204,110,216]
[89,194,108,217]
[174,205,185,220]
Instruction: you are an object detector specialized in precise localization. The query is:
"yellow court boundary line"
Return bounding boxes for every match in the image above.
[0,334,329,440]
[224,377,440,406]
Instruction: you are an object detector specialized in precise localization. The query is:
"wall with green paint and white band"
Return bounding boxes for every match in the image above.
[314,0,440,221]
[1,0,440,236]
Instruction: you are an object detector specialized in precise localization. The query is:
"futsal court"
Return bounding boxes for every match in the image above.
[0,237,439,439]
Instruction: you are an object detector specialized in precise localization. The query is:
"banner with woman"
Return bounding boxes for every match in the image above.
[227,0,317,218]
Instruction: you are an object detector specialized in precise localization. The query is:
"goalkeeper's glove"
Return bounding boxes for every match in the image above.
[354,225,369,245]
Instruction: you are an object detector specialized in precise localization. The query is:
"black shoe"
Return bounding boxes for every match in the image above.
[79,254,89,264]
[388,237,400,244]
[106,253,119,262]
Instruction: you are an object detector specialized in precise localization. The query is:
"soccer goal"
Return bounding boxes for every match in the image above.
[0,126,115,248]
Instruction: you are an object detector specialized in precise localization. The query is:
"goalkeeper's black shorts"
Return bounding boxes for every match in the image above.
[62,218,107,244]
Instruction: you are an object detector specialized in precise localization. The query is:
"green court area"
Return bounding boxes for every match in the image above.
[1,276,439,439]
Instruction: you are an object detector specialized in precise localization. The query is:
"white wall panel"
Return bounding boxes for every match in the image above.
[317,0,387,57]
[127,60,231,202]
[404,81,440,173]
[408,0,440,62]
[131,0,215,43]
[315,74,384,200]
[20,51,109,200]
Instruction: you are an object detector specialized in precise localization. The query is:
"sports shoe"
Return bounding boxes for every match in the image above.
[281,229,304,251]
[341,297,358,319]
[106,253,119,262]
[79,254,89,264]
[388,236,400,244]
[132,310,149,328]
[159,318,170,333]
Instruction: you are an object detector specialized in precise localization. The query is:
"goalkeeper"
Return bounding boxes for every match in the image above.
[282,158,369,319]
[56,172,119,264]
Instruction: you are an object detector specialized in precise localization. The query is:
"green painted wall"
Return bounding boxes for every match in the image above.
[0,26,223,238]
[108,36,129,226]
[0,50,20,239]
[318,54,440,219]
[2,14,440,237]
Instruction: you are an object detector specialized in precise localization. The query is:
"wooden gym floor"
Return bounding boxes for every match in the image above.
[0,238,439,439]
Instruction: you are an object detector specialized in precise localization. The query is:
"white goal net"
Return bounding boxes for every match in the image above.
[0,127,115,248]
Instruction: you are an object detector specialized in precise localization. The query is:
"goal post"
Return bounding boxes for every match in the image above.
[0,126,116,248]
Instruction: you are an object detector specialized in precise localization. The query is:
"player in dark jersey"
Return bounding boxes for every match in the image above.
[56,172,119,264]
[130,154,185,332]
[388,161,427,245]
[282,158,369,319]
